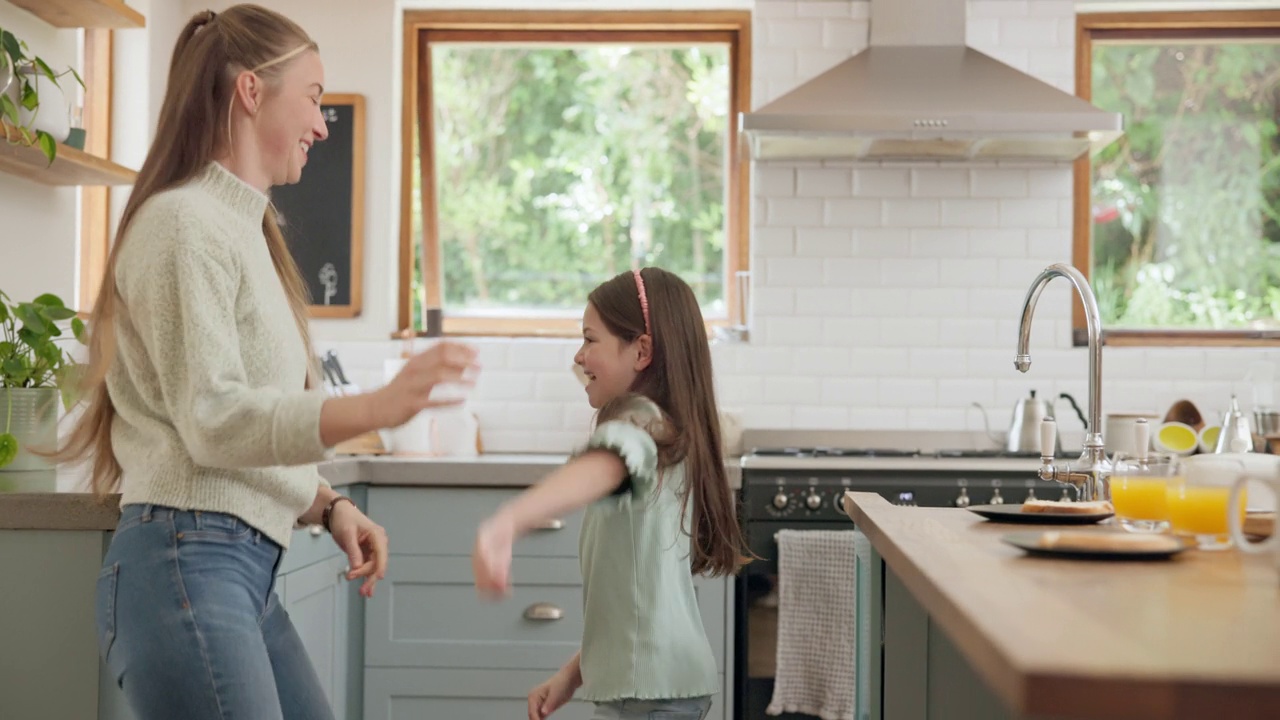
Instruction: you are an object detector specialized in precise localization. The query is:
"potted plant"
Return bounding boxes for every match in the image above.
[0,290,86,474]
[0,27,84,165]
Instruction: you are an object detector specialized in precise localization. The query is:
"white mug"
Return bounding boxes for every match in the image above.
[1228,474,1280,582]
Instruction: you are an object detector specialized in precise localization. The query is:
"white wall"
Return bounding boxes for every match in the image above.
[0,6,80,305]
[5,0,1278,457]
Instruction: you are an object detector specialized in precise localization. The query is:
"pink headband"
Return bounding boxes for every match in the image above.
[633,269,651,336]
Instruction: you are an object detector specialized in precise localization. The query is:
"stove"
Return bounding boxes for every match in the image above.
[734,443,1070,720]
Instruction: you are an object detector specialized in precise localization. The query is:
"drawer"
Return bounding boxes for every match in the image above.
[366,555,583,669]
[364,668,727,720]
[278,487,355,576]
[368,487,583,558]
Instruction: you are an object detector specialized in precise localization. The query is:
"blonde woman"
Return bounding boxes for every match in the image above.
[55,6,477,719]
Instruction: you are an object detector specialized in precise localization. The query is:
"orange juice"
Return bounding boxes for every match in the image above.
[1167,485,1245,536]
[1111,476,1170,521]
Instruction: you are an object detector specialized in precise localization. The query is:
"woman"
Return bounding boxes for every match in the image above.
[55,6,477,719]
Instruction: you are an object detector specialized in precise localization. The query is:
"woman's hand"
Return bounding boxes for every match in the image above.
[328,501,389,598]
[472,514,516,599]
[527,662,581,720]
[373,341,480,428]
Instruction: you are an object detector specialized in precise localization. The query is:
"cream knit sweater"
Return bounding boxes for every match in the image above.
[106,162,331,547]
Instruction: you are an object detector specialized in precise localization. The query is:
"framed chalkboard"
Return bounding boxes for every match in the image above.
[271,93,365,317]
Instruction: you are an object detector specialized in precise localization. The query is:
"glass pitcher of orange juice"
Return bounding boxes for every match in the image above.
[1110,452,1177,533]
[1168,456,1248,551]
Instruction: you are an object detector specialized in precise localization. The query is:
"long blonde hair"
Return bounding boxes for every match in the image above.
[57,5,319,496]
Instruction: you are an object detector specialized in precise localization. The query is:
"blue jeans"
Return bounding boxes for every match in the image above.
[95,504,334,720]
[590,697,713,719]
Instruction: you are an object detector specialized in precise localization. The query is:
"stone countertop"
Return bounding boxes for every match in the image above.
[842,491,1280,720]
[0,454,743,531]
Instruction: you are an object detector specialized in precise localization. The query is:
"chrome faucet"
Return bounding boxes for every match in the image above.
[1014,264,1111,502]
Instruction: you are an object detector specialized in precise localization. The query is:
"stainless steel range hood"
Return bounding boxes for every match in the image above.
[740,0,1123,163]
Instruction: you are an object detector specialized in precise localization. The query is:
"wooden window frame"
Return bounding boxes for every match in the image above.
[398,10,752,337]
[1074,10,1280,347]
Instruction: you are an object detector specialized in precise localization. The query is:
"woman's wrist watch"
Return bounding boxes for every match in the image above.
[322,495,356,532]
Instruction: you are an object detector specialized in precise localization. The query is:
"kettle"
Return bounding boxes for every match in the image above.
[975,390,1085,454]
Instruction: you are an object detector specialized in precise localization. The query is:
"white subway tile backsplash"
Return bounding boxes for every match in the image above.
[742,404,793,428]
[755,227,797,257]
[848,408,909,429]
[909,349,970,378]
[720,375,765,406]
[937,378,997,407]
[821,377,879,405]
[753,286,797,316]
[879,318,942,347]
[938,318,1001,348]
[1026,228,1069,258]
[969,228,1027,257]
[970,0,1029,19]
[855,168,911,197]
[763,316,826,346]
[794,346,853,375]
[535,373,583,402]
[908,408,972,431]
[739,346,796,374]
[823,317,881,346]
[1028,169,1072,198]
[884,199,941,227]
[971,169,1029,198]
[764,376,823,405]
[767,257,827,285]
[796,227,855,256]
[908,288,971,317]
[941,199,1000,227]
[911,168,971,198]
[795,287,855,315]
[767,19,824,49]
[501,402,565,431]
[768,197,824,225]
[910,228,969,258]
[822,19,869,49]
[881,258,940,287]
[999,198,1062,228]
[878,378,939,408]
[825,198,882,226]
[792,405,851,429]
[797,49,857,79]
[966,17,1001,47]
[998,17,1060,48]
[755,166,796,197]
[797,168,854,196]
[797,1,857,19]
[822,258,881,287]
[850,347,912,375]
[476,373,541,401]
[856,227,912,257]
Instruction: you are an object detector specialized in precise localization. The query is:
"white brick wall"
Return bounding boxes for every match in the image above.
[322,0,1279,452]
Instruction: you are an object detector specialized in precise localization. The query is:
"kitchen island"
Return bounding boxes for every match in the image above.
[841,491,1280,720]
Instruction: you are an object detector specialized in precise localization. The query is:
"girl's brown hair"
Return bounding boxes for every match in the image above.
[54,5,318,496]
[591,267,749,577]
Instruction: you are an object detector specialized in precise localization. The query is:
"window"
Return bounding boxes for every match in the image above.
[1075,11,1280,346]
[400,11,751,336]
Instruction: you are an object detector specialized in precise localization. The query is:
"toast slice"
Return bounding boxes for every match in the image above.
[1036,531,1179,552]
[1021,498,1114,515]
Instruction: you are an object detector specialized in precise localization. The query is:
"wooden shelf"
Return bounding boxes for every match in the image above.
[0,127,136,186]
[6,0,145,29]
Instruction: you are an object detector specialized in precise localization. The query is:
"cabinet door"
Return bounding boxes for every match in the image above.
[364,668,595,720]
[365,555,582,669]
[693,574,727,673]
[282,555,349,716]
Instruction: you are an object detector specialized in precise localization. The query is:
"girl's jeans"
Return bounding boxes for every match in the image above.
[96,504,334,720]
[589,696,713,719]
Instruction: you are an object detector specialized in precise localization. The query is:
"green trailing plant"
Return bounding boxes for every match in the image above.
[0,291,87,468]
[0,27,84,165]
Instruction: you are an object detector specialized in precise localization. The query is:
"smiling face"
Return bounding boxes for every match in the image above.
[574,303,650,409]
[252,49,328,186]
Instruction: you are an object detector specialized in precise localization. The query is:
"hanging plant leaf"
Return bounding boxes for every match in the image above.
[35,130,55,166]
[70,317,86,344]
[19,79,36,111]
[13,304,47,334]
[1,31,23,65]
[32,57,60,89]
[0,433,17,468]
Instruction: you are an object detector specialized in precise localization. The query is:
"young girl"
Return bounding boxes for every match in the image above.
[472,267,748,720]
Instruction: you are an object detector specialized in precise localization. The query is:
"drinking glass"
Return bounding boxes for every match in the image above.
[1110,452,1177,533]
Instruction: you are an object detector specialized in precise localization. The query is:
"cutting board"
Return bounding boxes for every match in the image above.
[1245,511,1275,540]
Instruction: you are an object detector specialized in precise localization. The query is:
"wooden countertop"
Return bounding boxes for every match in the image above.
[842,491,1280,720]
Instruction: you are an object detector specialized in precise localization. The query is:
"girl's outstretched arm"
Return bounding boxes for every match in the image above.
[473,450,626,597]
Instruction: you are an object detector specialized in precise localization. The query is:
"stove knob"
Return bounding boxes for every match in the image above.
[1061,488,1071,501]
[897,491,916,507]
[805,492,823,510]
[990,488,1005,505]
[1025,488,1037,502]
[954,488,970,508]
[772,492,789,510]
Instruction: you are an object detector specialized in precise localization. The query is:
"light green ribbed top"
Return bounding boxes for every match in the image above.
[576,397,718,702]
[107,162,332,548]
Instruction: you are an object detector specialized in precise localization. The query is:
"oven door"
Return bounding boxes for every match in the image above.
[737,521,873,720]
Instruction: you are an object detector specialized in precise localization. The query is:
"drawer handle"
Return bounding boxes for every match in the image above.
[534,519,565,531]
[523,603,564,621]
[308,524,323,537]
